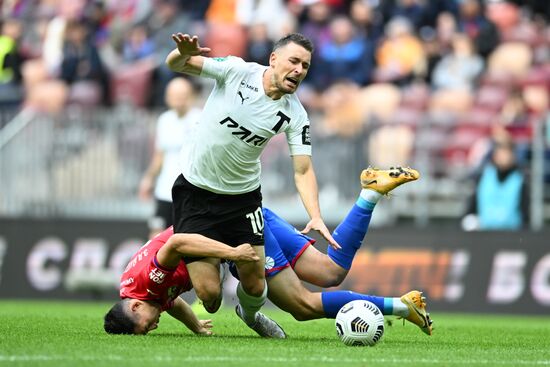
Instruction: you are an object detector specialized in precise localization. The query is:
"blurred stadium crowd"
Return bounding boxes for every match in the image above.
[0,0,549,227]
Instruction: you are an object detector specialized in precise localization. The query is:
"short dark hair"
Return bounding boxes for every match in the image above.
[104,299,137,335]
[273,33,314,53]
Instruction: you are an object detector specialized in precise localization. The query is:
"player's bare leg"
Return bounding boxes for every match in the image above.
[293,167,420,289]
[267,267,325,321]
[293,245,347,287]
[267,267,433,336]
[185,258,222,313]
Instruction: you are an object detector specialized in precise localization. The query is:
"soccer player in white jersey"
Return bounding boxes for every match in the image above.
[165,33,338,338]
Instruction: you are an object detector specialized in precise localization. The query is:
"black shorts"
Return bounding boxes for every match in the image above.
[172,175,264,261]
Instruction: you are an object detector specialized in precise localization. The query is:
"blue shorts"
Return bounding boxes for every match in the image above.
[228,207,315,279]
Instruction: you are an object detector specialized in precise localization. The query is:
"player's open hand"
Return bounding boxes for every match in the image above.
[301,218,341,250]
[233,244,261,262]
[195,319,213,336]
[171,33,211,57]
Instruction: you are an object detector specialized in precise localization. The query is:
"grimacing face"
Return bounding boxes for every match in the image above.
[130,301,161,335]
[270,42,311,95]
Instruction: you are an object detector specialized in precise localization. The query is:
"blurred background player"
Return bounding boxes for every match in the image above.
[138,77,201,238]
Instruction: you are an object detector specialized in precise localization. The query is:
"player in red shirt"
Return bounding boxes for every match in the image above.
[104,230,259,335]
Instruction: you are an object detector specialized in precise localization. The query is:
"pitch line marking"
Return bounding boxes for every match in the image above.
[1,355,549,365]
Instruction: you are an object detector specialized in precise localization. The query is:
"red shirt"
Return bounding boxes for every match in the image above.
[120,227,191,311]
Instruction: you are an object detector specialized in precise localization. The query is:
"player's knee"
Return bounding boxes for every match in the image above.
[325,272,346,287]
[318,268,347,288]
[194,283,221,303]
[241,280,265,297]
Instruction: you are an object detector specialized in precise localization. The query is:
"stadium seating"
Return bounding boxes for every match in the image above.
[110,59,156,107]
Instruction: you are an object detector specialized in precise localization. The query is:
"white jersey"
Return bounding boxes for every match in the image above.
[180,56,312,194]
[155,107,201,201]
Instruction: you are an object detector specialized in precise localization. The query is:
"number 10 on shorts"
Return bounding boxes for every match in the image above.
[246,207,264,235]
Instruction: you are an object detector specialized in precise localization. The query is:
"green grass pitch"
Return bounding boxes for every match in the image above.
[1,300,549,367]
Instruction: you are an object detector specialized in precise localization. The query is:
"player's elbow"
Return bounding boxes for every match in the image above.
[167,233,195,254]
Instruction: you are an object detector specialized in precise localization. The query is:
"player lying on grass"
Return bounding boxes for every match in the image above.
[104,167,433,336]
[104,232,261,335]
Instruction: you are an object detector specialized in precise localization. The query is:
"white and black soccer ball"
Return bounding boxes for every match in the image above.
[335,300,385,346]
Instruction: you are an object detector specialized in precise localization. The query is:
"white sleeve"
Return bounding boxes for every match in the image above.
[286,115,312,156]
[200,56,246,83]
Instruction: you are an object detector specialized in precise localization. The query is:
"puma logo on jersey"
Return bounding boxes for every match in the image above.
[237,91,250,105]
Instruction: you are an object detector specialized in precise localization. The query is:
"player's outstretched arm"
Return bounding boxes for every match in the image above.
[166,33,210,76]
[166,297,213,335]
[157,233,260,268]
[292,155,341,250]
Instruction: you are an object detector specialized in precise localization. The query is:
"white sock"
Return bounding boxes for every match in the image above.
[392,298,409,317]
[236,281,267,325]
[360,189,382,204]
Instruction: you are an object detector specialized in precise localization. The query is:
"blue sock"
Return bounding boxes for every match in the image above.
[321,291,393,318]
[327,200,374,270]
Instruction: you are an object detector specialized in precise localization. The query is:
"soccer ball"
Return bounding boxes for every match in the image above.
[335,300,385,346]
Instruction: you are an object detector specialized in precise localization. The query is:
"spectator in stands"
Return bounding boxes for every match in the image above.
[457,0,500,58]
[0,18,25,106]
[42,0,87,76]
[375,16,426,85]
[500,87,529,127]
[59,21,109,105]
[315,15,374,88]
[462,137,529,231]
[349,0,384,43]
[298,0,333,88]
[419,30,442,85]
[435,11,458,54]
[84,0,110,45]
[389,0,427,29]
[246,23,274,65]
[148,0,193,106]
[138,78,201,238]
[432,33,483,91]
[299,1,333,48]
[122,23,155,63]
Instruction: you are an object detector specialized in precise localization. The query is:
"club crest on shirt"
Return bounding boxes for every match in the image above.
[167,286,179,299]
[302,125,311,145]
[265,256,275,270]
[149,268,166,284]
